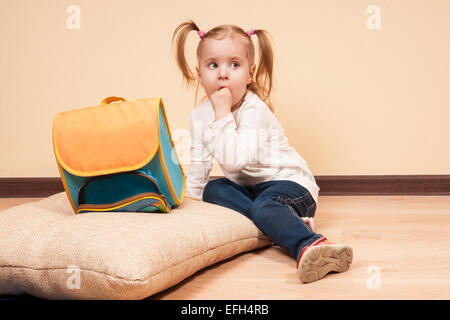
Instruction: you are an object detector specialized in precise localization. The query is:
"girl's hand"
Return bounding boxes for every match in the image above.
[210,87,232,121]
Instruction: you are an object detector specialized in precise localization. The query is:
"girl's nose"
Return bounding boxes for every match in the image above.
[218,65,229,79]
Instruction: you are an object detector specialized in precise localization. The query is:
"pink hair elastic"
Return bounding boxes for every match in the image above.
[197,30,206,39]
[246,28,255,37]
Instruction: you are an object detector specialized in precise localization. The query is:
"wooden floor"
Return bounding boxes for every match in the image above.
[1,196,450,300]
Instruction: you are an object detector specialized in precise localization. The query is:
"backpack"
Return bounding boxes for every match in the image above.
[52,96,185,214]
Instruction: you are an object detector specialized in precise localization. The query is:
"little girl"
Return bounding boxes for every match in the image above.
[172,20,353,283]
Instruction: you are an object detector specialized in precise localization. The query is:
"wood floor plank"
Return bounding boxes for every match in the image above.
[0,198,42,210]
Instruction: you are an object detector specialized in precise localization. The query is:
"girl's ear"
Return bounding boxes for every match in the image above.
[248,64,256,84]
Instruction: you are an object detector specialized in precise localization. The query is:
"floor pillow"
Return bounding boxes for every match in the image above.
[0,192,272,299]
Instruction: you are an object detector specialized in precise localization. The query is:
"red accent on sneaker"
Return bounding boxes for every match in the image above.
[296,237,335,268]
[304,219,311,228]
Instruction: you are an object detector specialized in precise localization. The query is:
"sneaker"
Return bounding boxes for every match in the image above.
[301,217,315,232]
[296,237,353,283]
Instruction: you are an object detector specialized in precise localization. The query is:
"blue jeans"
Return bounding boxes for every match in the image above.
[202,178,324,261]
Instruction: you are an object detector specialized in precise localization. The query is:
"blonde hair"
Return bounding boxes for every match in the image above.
[172,20,275,111]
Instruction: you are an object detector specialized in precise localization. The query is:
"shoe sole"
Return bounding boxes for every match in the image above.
[297,244,353,283]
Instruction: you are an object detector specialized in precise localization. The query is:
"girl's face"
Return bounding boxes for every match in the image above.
[196,36,256,108]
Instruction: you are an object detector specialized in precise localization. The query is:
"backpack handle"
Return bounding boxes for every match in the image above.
[100,96,126,105]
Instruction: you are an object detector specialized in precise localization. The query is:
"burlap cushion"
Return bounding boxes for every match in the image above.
[0,192,271,299]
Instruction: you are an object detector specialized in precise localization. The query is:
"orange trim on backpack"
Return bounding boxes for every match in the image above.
[157,99,186,205]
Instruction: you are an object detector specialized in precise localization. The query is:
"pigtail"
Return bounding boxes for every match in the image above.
[248,29,275,111]
[172,20,201,88]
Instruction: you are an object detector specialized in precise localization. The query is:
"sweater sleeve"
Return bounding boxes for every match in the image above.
[185,113,213,200]
[205,105,268,173]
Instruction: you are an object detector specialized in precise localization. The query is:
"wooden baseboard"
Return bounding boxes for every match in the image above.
[0,175,449,198]
[314,175,450,196]
[0,178,64,198]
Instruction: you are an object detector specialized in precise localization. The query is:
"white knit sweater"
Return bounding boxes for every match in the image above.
[185,90,320,204]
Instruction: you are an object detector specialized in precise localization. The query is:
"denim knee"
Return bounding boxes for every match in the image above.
[202,178,228,202]
[248,199,272,227]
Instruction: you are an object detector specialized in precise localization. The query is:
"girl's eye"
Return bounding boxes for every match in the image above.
[207,62,239,68]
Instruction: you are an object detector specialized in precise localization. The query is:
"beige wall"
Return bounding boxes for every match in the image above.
[1,0,449,177]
